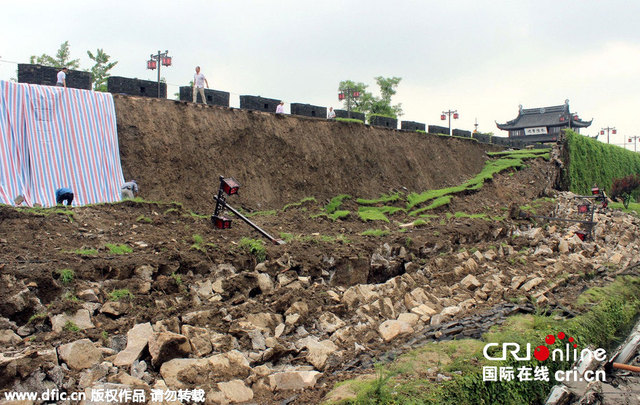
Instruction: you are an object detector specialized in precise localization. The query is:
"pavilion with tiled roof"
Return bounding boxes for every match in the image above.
[496,100,592,143]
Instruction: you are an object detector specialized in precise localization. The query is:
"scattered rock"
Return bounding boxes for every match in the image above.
[50,309,94,332]
[113,322,153,367]
[100,301,128,317]
[460,274,481,291]
[317,312,346,334]
[181,325,212,357]
[148,332,191,367]
[58,339,103,370]
[378,320,413,342]
[217,379,254,403]
[0,329,22,345]
[268,369,322,391]
[521,277,543,292]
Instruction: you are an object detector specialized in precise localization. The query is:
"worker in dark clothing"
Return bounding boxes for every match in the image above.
[55,187,74,206]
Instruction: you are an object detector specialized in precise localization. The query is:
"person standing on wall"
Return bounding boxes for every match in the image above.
[56,67,68,87]
[192,66,209,104]
[327,106,336,120]
[276,101,285,114]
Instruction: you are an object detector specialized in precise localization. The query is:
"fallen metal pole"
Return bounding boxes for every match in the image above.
[613,363,640,373]
[213,195,284,245]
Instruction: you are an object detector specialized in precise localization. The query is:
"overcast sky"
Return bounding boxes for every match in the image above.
[2,1,639,148]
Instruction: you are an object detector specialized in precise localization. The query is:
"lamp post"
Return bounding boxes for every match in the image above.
[441,110,459,136]
[146,50,172,98]
[629,136,639,153]
[338,87,361,118]
[600,126,616,144]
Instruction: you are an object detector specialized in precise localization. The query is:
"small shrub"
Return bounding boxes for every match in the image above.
[325,194,351,214]
[190,234,206,252]
[28,313,47,324]
[239,237,266,263]
[171,272,182,286]
[610,174,640,209]
[57,268,74,284]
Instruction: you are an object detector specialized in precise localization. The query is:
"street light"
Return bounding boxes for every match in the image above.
[441,109,459,136]
[146,50,172,98]
[628,136,639,153]
[338,87,361,118]
[600,126,616,144]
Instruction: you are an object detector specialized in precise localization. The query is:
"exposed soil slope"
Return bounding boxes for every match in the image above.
[115,95,497,210]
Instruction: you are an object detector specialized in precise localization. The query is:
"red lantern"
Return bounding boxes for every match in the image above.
[453,112,459,119]
[338,93,345,101]
[629,138,632,143]
[600,130,605,135]
[353,91,360,98]
[612,129,617,134]
[440,114,446,120]
[146,59,157,70]
[161,56,172,67]
[221,177,240,196]
[212,216,232,229]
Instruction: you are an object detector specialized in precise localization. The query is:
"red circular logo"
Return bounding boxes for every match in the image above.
[545,334,556,345]
[534,345,550,361]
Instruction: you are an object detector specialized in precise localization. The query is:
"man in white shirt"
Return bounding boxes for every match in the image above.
[56,67,68,87]
[276,101,285,114]
[192,66,209,104]
[327,106,336,120]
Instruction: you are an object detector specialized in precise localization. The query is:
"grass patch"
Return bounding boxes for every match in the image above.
[282,196,317,211]
[64,321,80,332]
[239,237,266,263]
[356,192,401,205]
[190,234,207,252]
[57,268,74,284]
[106,243,133,255]
[109,289,133,301]
[487,149,550,157]
[329,210,350,221]
[28,313,47,324]
[331,275,640,405]
[135,215,152,223]
[358,207,390,223]
[69,248,99,256]
[325,194,351,214]
[171,272,182,286]
[280,232,295,243]
[360,229,391,237]
[406,152,537,213]
[245,209,278,217]
[335,117,365,124]
[610,201,640,216]
[409,195,452,216]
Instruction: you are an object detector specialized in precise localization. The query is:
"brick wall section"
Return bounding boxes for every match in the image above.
[334,110,365,122]
[453,129,472,138]
[107,76,166,98]
[369,115,397,129]
[290,103,327,119]
[179,86,229,107]
[428,125,449,135]
[18,64,92,90]
[401,121,426,131]
[239,96,281,112]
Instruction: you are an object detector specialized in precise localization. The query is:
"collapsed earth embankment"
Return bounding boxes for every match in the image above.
[115,95,497,210]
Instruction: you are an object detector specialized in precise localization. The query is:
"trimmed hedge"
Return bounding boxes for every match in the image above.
[565,130,640,195]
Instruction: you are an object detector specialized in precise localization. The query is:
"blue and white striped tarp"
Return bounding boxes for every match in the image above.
[0,80,124,207]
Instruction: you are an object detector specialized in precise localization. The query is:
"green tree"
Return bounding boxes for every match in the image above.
[30,40,80,69]
[338,76,403,120]
[87,48,118,92]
